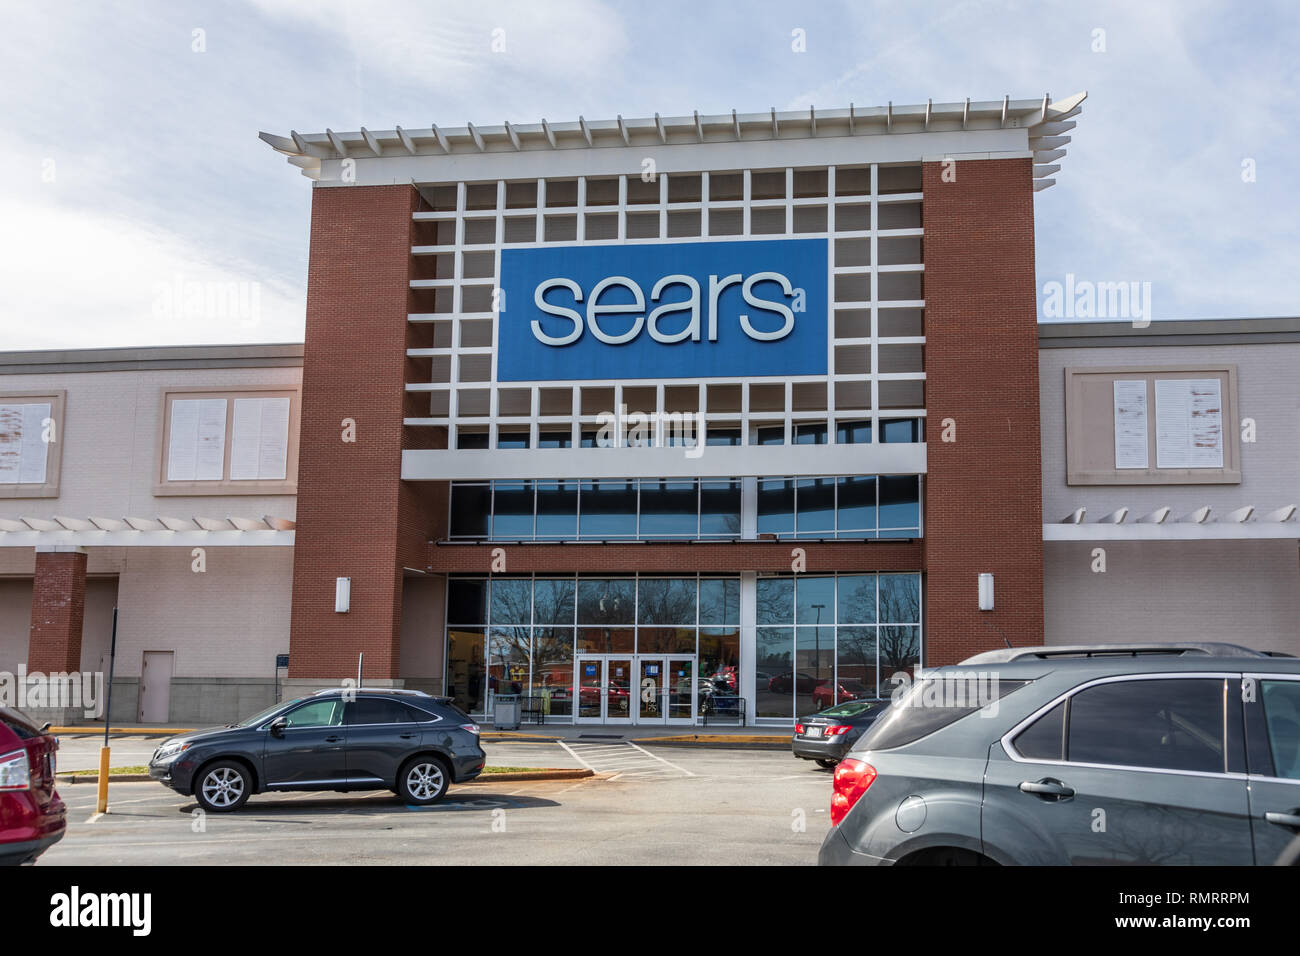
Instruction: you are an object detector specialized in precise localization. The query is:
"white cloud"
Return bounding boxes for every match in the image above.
[0,192,303,350]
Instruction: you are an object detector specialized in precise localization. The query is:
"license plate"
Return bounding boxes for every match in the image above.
[805,726,822,738]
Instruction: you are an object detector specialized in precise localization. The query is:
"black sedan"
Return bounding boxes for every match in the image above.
[148,688,485,811]
[792,699,890,768]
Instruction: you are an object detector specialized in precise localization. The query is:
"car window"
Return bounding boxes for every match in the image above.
[346,697,414,725]
[858,679,1028,751]
[820,700,885,719]
[283,699,345,728]
[1067,679,1225,773]
[1012,701,1066,760]
[0,706,42,739]
[239,699,302,728]
[1261,680,1300,779]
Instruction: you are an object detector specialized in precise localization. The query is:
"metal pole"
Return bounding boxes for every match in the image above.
[96,606,118,814]
[357,652,363,690]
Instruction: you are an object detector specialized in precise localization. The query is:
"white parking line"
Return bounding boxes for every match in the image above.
[625,742,696,777]
[556,740,597,771]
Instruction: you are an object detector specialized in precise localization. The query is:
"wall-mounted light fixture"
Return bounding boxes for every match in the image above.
[978,573,994,612]
[335,577,351,613]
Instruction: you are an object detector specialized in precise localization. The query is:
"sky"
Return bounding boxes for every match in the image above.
[1,0,1296,349]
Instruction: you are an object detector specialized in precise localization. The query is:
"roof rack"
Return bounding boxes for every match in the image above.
[959,643,1267,665]
[308,687,435,698]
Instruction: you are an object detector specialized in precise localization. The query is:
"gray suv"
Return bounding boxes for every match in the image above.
[819,643,1300,865]
[148,688,486,811]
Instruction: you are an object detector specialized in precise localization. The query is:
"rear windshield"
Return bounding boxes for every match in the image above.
[0,706,43,739]
[819,700,887,719]
[856,678,1028,751]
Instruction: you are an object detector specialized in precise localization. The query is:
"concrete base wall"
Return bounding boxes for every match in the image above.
[1045,540,1300,654]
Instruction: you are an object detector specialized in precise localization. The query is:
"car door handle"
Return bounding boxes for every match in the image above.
[400,732,418,739]
[1019,778,1075,799]
[324,735,343,744]
[1265,811,1300,830]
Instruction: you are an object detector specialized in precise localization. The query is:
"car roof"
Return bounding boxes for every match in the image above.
[935,648,1300,680]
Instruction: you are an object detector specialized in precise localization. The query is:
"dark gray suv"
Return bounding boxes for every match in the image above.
[819,643,1300,865]
[148,689,485,811]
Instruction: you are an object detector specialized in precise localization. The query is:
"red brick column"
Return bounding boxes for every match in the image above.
[288,184,437,681]
[28,548,87,672]
[921,157,1044,665]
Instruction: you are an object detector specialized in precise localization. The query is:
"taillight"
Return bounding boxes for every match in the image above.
[824,725,851,736]
[830,758,876,826]
[794,723,805,735]
[461,723,481,736]
[0,750,31,791]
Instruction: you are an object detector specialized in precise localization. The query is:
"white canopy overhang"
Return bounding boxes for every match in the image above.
[0,516,295,547]
[1044,505,1298,541]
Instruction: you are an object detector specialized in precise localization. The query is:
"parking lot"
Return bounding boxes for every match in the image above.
[41,738,832,866]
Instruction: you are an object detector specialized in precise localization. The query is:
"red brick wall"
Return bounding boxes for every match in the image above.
[28,549,87,672]
[428,540,923,574]
[921,157,1044,664]
[289,184,438,680]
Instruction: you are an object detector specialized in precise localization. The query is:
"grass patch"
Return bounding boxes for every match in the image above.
[481,766,558,774]
[67,765,150,776]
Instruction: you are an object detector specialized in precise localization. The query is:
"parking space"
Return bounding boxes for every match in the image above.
[41,743,832,866]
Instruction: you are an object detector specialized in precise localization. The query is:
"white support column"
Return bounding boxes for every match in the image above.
[740,571,758,726]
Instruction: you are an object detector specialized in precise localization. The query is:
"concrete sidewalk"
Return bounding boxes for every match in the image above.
[53,721,791,745]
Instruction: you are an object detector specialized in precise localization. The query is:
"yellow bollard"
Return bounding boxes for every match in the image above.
[96,746,110,813]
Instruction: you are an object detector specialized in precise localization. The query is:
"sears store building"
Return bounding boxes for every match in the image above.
[252,96,1082,728]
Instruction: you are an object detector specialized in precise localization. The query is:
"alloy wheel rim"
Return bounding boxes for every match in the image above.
[202,767,245,807]
[407,763,444,800]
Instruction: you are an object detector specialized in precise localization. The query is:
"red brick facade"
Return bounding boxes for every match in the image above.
[288,184,440,680]
[28,548,87,672]
[921,157,1045,663]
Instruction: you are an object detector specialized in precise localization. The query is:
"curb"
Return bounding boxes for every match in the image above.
[463,768,593,782]
[58,773,153,784]
[53,727,191,736]
[632,734,788,744]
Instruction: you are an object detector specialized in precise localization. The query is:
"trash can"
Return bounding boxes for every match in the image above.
[493,694,521,731]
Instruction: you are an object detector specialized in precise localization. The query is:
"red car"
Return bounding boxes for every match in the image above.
[810,679,875,710]
[0,707,66,866]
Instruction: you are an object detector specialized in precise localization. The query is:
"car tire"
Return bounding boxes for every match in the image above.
[194,760,252,812]
[398,755,450,806]
[815,758,838,769]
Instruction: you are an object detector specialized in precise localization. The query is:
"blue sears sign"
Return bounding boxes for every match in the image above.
[497,238,828,382]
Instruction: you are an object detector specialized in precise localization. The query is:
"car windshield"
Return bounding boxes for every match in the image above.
[819,700,885,719]
[235,698,303,727]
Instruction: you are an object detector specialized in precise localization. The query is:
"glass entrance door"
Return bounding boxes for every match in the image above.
[667,657,696,723]
[576,656,633,723]
[637,658,666,724]
[576,655,694,724]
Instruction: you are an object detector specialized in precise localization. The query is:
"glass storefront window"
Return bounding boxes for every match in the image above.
[639,479,698,537]
[637,578,697,625]
[535,480,578,539]
[796,625,835,711]
[699,627,740,697]
[489,577,532,625]
[698,578,739,625]
[532,577,576,626]
[879,625,920,685]
[491,481,534,539]
[578,480,638,538]
[446,578,488,625]
[577,627,634,654]
[836,420,871,444]
[488,627,529,696]
[756,479,794,537]
[756,626,794,718]
[577,577,635,624]
[449,484,490,538]
[879,573,921,623]
[532,627,574,717]
[446,627,485,713]
[699,480,741,537]
[795,576,835,625]
[756,577,794,625]
[638,627,696,655]
[879,475,920,533]
[837,626,879,698]
[836,476,876,536]
[794,478,836,537]
[837,574,877,624]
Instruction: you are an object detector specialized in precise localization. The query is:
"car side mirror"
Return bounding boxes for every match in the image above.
[269,716,288,737]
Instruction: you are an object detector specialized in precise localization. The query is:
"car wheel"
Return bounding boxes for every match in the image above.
[815,758,838,770]
[194,761,251,812]
[399,756,450,805]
